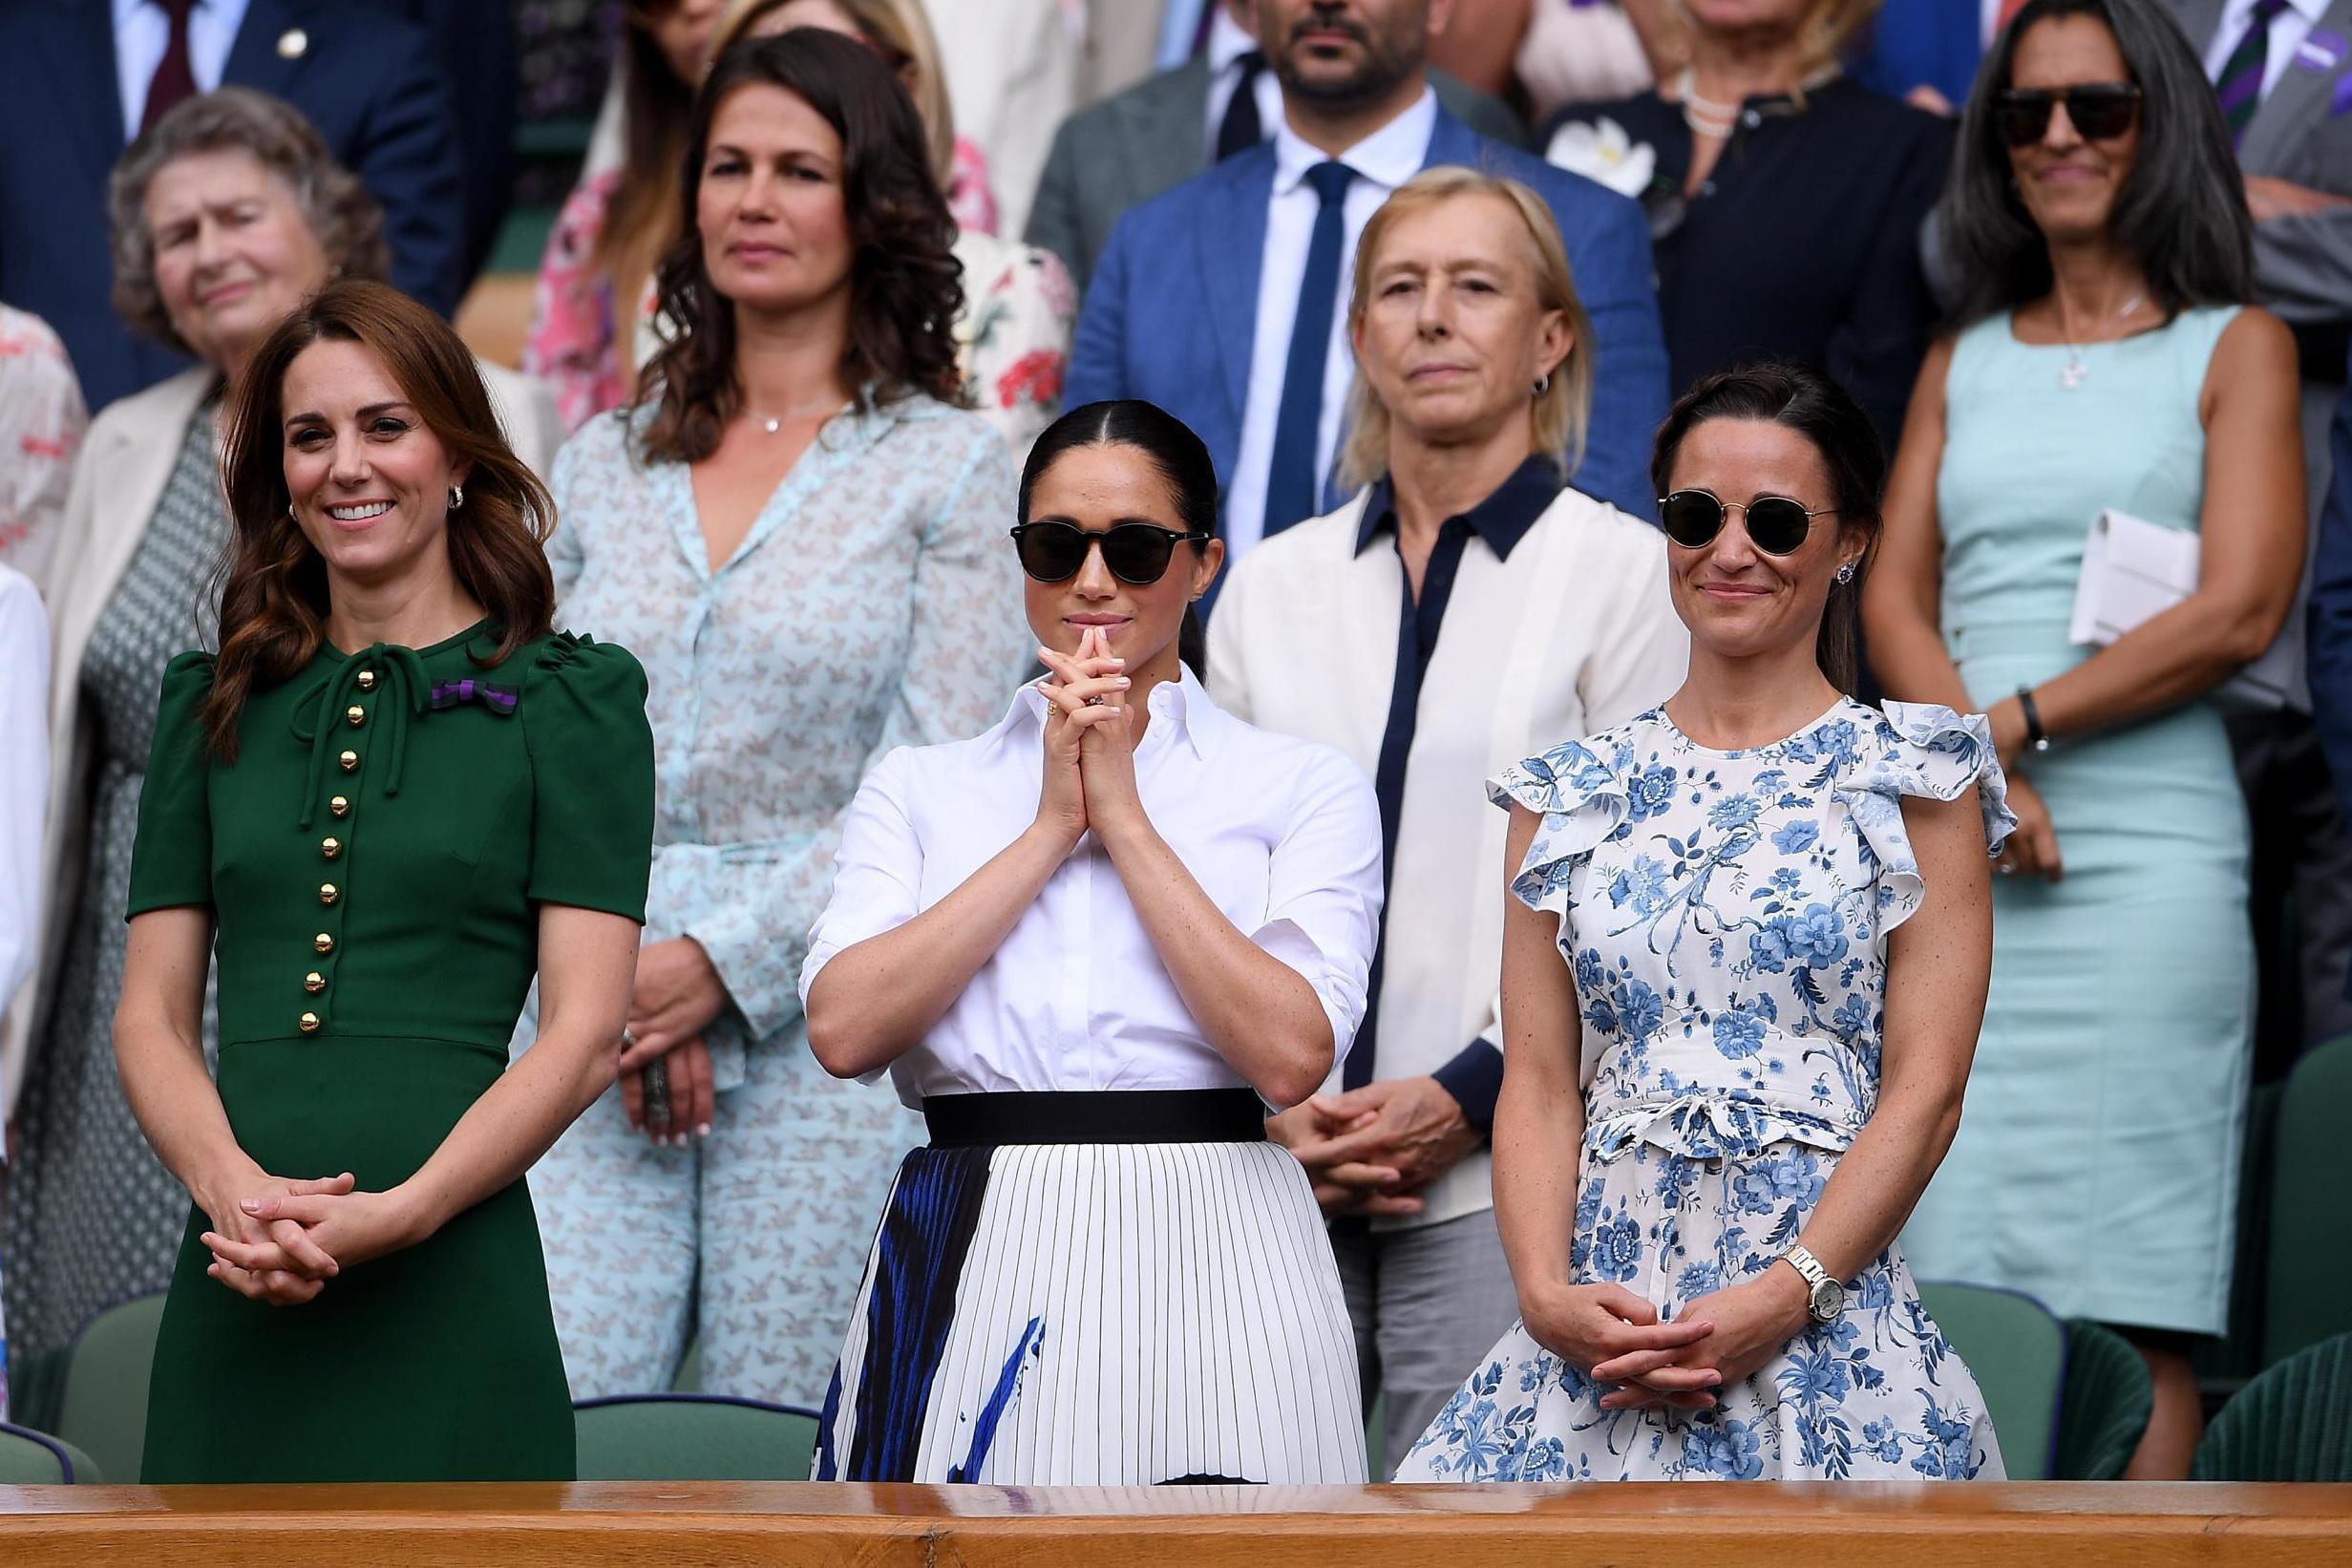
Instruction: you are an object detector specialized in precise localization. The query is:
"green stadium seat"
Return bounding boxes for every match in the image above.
[2051,1318,2152,1480]
[1918,1280,2066,1479]
[573,1393,820,1481]
[0,1421,103,1483]
[2263,1034,2352,1367]
[2193,1330,2352,1481]
[55,1293,165,1488]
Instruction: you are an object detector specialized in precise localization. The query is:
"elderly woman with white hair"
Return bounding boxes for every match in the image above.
[0,88,558,1429]
[1206,166,1688,1468]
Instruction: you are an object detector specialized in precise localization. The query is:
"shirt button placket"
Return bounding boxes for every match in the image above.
[304,663,370,1035]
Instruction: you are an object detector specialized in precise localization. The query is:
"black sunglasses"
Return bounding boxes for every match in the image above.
[1010,520,1211,585]
[1993,82,2142,146]
[1660,489,1835,557]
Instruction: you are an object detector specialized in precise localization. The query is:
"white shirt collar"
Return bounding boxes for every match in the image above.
[1272,87,1438,198]
[1006,665,1215,763]
[1207,5,1257,73]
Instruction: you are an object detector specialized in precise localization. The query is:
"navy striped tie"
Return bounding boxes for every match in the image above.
[2216,0,2291,144]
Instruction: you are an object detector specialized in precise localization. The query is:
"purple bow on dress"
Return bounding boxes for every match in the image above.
[429,678,519,714]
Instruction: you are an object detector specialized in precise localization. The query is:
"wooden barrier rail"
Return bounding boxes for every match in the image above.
[3,1482,2351,1567]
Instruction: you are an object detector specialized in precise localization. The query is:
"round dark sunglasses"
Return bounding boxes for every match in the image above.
[1010,520,1211,585]
[1660,489,1835,556]
[1993,82,2141,147]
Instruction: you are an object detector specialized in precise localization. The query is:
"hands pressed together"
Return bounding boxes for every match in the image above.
[197,1166,424,1307]
[1031,626,1152,851]
[1519,1265,1814,1413]
[1266,1077,1480,1219]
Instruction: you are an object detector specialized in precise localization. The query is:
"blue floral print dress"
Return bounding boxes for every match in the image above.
[1397,699,2014,1483]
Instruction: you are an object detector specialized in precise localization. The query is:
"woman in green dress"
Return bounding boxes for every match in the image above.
[113,278,655,1483]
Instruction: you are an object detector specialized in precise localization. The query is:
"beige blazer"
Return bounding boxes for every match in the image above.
[3,358,561,1115]
[1207,482,1688,1232]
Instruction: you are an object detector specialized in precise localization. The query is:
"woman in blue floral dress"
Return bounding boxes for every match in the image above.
[1399,364,2011,1483]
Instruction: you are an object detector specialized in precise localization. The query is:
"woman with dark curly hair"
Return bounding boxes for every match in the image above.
[116,278,653,1481]
[513,30,1034,1406]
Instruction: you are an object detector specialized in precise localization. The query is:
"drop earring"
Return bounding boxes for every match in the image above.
[448,483,465,511]
[1835,562,1857,584]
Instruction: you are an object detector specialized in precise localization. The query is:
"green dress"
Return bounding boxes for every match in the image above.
[125,623,654,1483]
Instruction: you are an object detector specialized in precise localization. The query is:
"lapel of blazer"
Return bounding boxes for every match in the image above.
[1196,148,1275,444]
[1118,54,1211,207]
[224,0,308,99]
[1419,105,1483,175]
[33,0,129,180]
[2240,0,2352,170]
[74,370,217,663]
[2172,0,2230,69]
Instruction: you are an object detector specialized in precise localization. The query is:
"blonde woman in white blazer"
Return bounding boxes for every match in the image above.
[1206,167,1687,1471]
[0,89,558,1419]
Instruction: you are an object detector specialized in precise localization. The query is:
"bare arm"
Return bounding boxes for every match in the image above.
[1990,309,2304,753]
[1490,806,1587,1305]
[116,908,261,1228]
[1863,334,1974,711]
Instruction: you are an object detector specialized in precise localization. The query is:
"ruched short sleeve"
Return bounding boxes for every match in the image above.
[519,633,655,922]
[1833,700,2017,930]
[125,650,219,919]
[1487,733,1634,922]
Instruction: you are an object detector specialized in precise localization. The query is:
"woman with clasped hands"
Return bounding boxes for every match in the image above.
[800,399,1383,1485]
[1399,363,2010,1482]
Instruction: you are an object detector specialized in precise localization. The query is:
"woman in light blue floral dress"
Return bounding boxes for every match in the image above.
[1400,363,2011,1483]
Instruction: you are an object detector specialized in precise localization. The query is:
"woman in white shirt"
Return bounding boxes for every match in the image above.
[1208,166,1687,1468]
[802,398,1383,1486]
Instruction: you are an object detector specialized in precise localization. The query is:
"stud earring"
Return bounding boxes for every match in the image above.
[448,483,465,510]
[1835,562,1857,584]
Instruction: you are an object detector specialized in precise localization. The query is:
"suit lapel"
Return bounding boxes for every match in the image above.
[1418,106,1480,174]
[34,0,129,178]
[2239,0,2352,169]
[1197,151,1274,445]
[2173,0,2230,70]
[224,0,307,98]
[1122,55,1211,203]
[82,371,217,651]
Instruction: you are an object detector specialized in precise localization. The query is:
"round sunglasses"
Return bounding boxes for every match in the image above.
[1660,489,1836,556]
[1010,520,1211,585]
[1992,82,2141,147]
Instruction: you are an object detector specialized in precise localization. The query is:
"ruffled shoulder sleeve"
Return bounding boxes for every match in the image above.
[518,633,655,922]
[1486,728,1637,921]
[125,650,218,918]
[1833,700,2018,930]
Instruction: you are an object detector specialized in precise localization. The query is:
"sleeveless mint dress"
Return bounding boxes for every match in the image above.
[1899,307,2253,1337]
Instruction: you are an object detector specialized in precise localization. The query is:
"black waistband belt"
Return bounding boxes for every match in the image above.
[922,1089,1268,1148]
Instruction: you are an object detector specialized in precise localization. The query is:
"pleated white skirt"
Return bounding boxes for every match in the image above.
[816,1139,1367,1485]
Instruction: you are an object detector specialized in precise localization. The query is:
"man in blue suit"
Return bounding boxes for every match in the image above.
[1064,0,1669,561]
[0,0,467,412]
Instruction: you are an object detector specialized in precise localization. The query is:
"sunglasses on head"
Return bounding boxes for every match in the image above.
[1010,520,1211,585]
[1660,489,1836,556]
[1993,82,2142,146]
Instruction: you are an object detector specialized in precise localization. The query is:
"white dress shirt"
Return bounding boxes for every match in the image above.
[1225,89,1439,562]
[113,0,251,142]
[2202,0,2332,98]
[1207,483,1689,1229]
[0,565,50,1020]
[800,669,1385,1111]
[1202,5,1282,164]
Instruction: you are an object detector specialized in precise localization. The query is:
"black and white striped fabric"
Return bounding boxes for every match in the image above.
[815,1136,1366,1485]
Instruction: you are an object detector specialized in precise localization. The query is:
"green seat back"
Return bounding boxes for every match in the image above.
[1917,1280,2065,1480]
[2264,1035,2352,1367]
[55,1293,165,1487]
[0,1423,103,1483]
[2193,1330,2352,1481]
[2052,1318,2152,1479]
[573,1395,819,1481]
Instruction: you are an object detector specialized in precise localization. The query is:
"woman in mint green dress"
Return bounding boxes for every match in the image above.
[1863,0,2305,1477]
[115,279,653,1482]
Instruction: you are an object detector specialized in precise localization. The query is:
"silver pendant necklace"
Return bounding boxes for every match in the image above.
[745,395,846,434]
[2055,290,2145,390]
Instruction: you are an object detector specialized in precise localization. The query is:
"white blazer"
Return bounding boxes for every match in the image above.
[1206,481,1689,1232]
[3,358,562,1115]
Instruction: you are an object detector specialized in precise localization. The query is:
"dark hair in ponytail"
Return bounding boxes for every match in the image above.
[1019,399,1219,676]
[1648,361,1885,694]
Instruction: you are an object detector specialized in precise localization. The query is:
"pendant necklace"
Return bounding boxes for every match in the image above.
[2055,290,2144,391]
[745,395,846,434]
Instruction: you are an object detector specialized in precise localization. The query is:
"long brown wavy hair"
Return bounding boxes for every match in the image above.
[205,279,556,757]
[635,30,964,464]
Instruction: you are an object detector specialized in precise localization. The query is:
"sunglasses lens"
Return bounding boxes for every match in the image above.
[1996,94,2053,146]
[1100,525,1178,584]
[1662,491,1727,549]
[1746,498,1815,555]
[1015,522,1087,582]
[2067,86,2137,139]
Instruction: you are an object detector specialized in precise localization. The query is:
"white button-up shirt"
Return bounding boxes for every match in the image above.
[2202,0,2332,98]
[113,0,250,141]
[1224,90,1438,562]
[800,669,1385,1110]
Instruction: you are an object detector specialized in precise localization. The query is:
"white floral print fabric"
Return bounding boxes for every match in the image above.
[1398,698,2015,1482]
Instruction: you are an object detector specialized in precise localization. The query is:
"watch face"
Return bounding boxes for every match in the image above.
[1812,1278,1847,1322]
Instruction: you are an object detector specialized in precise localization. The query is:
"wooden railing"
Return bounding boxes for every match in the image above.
[3,1482,2350,1566]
